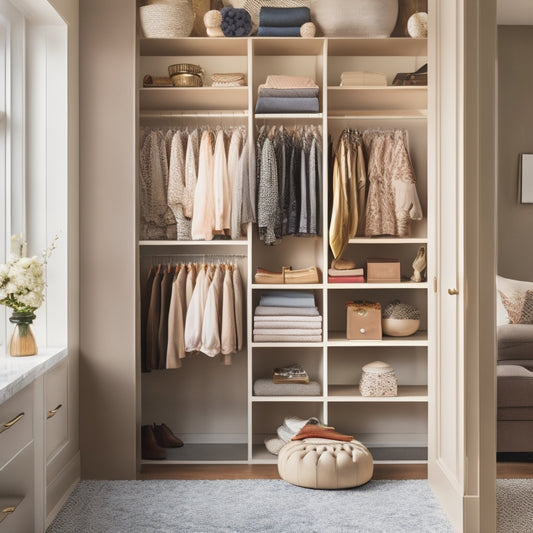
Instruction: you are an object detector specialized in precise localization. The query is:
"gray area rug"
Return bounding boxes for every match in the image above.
[47,479,453,533]
[497,479,533,532]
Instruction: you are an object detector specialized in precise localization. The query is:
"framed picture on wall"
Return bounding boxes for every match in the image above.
[520,153,533,203]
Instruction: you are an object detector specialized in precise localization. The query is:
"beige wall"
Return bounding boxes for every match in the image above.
[498,26,533,280]
[79,0,137,479]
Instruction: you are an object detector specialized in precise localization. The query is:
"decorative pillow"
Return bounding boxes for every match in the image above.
[222,0,310,33]
[497,275,533,324]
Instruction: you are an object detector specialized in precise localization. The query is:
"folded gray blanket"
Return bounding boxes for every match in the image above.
[253,321,322,330]
[257,26,301,37]
[253,328,323,336]
[254,378,321,396]
[253,334,322,342]
[255,96,319,114]
[258,86,319,98]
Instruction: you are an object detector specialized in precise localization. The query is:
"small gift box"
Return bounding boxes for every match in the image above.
[366,258,401,283]
[346,301,382,340]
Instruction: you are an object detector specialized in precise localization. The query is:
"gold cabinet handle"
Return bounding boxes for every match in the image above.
[47,404,63,419]
[1,506,16,514]
[448,288,459,295]
[0,412,24,434]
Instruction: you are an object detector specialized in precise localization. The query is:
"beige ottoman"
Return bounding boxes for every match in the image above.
[278,438,373,489]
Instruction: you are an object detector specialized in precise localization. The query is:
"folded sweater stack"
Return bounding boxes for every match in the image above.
[340,71,387,87]
[211,72,246,87]
[255,75,320,114]
[257,7,310,37]
[253,290,322,342]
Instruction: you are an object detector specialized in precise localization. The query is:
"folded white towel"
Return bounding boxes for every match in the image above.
[264,74,318,89]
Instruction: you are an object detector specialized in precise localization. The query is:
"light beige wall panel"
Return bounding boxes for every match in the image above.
[79,0,137,479]
[498,26,533,281]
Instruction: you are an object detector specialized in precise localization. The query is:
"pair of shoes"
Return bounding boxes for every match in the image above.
[141,425,166,460]
[153,423,183,448]
[254,266,320,284]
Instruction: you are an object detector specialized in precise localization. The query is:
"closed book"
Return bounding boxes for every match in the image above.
[328,275,365,283]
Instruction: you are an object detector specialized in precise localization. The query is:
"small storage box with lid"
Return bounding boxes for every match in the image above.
[359,361,398,397]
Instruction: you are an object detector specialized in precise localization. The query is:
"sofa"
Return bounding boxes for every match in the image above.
[497,276,533,454]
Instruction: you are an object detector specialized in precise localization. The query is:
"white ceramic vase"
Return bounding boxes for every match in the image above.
[311,0,398,37]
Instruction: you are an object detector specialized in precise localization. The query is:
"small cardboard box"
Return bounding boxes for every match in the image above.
[366,258,401,283]
[346,301,382,340]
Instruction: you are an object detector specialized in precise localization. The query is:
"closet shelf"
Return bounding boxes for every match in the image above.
[139,240,248,246]
[251,283,323,290]
[348,237,428,244]
[140,443,249,464]
[140,37,249,57]
[326,37,427,57]
[140,110,249,119]
[140,87,248,111]
[327,87,427,111]
[251,341,325,348]
[328,385,428,402]
[327,330,428,347]
[252,37,325,56]
[252,395,323,402]
[254,113,323,120]
[327,282,428,289]
[328,109,427,120]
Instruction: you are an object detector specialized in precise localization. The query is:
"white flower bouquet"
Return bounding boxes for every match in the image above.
[0,234,57,315]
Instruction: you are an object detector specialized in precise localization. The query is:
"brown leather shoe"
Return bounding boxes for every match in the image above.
[141,425,166,460]
[153,423,184,448]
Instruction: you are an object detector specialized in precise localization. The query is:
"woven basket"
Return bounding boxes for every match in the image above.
[168,63,204,76]
[170,73,203,87]
[139,3,194,38]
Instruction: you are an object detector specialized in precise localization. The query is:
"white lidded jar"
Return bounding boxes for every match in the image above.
[359,360,398,397]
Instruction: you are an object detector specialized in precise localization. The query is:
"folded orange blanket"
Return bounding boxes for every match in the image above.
[292,424,354,442]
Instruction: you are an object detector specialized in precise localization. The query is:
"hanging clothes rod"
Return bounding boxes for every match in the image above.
[146,254,248,261]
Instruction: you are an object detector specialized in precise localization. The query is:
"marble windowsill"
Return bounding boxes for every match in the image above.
[0,347,68,404]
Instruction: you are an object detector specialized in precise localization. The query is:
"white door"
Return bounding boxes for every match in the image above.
[428,1,497,531]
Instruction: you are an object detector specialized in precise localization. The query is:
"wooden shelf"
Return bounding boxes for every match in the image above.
[252,283,323,290]
[252,37,325,56]
[140,444,248,464]
[328,86,427,111]
[328,109,427,120]
[139,87,248,111]
[348,237,428,244]
[327,37,427,57]
[140,37,249,56]
[251,341,324,348]
[252,396,323,402]
[327,281,428,289]
[327,330,428,347]
[328,385,428,402]
[254,113,323,120]
[139,240,248,246]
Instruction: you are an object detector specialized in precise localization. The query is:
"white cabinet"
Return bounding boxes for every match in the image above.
[137,35,429,465]
[0,384,35,532]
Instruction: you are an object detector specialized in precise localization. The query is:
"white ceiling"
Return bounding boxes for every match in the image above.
[498,0,533,24]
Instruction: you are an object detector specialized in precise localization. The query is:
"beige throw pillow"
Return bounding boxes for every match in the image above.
[497,275,533,324]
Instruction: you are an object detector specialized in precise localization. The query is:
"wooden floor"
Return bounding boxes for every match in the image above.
[140,463,428,480]
[140,462,533,480]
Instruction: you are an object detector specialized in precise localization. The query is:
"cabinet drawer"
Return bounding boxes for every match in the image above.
[0,384,33,470]
[0,442,34,533]
[45,359,68,460]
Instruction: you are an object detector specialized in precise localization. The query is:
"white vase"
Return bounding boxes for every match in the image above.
[311,0,398,38]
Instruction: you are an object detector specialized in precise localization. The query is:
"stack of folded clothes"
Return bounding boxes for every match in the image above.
[340,71,387,87]
[264,416,353,455]
[328,257,365,283]
[257,7,310,37]
[255,74,320,114]
[253,290,322,342]
[210,72,246,87]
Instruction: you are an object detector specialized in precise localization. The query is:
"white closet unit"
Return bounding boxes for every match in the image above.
[137,34,429,465]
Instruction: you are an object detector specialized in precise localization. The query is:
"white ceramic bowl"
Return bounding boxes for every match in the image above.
[382,318,420,337]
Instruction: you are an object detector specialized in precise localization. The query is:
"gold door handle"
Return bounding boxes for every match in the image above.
[448,288,459,295]
[47,404,63,419]
[1,506,16,514]
[0,412,24,434]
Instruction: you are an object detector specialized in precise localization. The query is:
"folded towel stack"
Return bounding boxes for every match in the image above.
[211,72,246,87]
[328,266,365,283]
[253,290,322,342]
[255,74,320,114]
[257,7,310,37]
[340,71,388,87]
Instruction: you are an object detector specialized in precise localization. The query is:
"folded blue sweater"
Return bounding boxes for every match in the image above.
[259,7,311,28]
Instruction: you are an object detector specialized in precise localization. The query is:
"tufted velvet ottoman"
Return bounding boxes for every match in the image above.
[277,438,373,489]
